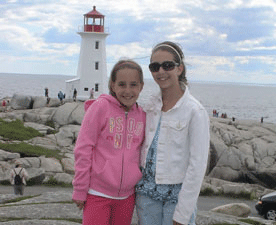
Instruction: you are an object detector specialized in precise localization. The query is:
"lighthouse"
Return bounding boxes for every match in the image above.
[66,6,109,100]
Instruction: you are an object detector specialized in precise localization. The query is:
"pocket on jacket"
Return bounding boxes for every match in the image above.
[166,120,188,145]
[124,161,142,191]
[92,159,121,188]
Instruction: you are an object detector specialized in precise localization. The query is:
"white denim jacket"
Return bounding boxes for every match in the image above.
[140,87,210,224]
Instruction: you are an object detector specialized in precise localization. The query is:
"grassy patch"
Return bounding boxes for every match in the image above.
[42,218,82,223]
[45,119,55,129]
[43,176,72,187]
[0,118,44,141]
[0,142,62,160]
[200,187,215,196]
[200,188,257,200]
[239,218,267,225]
[2,195,40,204]
[0,218,26,222]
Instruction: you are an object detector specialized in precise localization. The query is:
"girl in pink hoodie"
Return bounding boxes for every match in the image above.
[72,60,146,225]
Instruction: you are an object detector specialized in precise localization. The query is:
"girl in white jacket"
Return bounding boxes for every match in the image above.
[136,41,210,225]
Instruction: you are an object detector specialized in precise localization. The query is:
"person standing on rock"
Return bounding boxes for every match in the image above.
[73,88,77,101]
[10,162,29,195]
[58,91,64,104]
[45,87,49,97]
[89,88,94,99]
[2,99,7,112]
[72,59,146,225]
[135,41,210,225]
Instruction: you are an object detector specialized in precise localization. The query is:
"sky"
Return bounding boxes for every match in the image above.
[1,0,276,84]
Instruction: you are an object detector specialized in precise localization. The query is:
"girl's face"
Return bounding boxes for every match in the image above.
[111,68,144,111]
[150,50,183,90]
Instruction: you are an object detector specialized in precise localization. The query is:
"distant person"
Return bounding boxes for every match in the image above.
[46,97,51,106]
[58,91,64,104]
[261,117,264,123]
[2,100,6,112]
[72,60,145,225]
[73,88,77,101]
[10,163,29,195]
[213,109,217,117]
[90,88,94,99]
[45,87,49,97]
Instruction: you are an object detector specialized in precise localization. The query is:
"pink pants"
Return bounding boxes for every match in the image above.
[82,193,135,225]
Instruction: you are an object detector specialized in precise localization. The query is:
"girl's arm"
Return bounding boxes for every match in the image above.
[72,100,106,202]
[173,108,210,224]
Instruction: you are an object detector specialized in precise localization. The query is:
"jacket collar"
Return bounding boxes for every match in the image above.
[150,85,189,112]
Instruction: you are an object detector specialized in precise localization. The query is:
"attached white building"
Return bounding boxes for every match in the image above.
[66,6,109,100]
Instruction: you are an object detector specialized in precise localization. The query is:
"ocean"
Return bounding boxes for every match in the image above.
[0,73,275,124]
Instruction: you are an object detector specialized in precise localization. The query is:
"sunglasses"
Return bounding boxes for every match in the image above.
[149,61,180,72]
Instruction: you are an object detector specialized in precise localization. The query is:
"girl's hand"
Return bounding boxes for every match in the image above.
[173,220,184,225]
[73,199,85,210]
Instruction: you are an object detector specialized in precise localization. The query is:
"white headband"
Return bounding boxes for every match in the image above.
[153,44,182,61]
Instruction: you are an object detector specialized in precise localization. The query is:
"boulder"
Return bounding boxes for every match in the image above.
[51,102,84,126]
[32,96,47,109]
[54,173,74,184]
[10,94,32,110]
[61,158,75,174]
[27,167,46,184]
[24,122,55,135]
[18,157,41,168]
[48,98,62,107]
[211,203,251,218]
[0,161,13,182]
[0,150,20,161]
[208,118,276,188]
[221,184,250,195]
[55,125,80,147]
[27,136,58,150]
[39,156,63,173]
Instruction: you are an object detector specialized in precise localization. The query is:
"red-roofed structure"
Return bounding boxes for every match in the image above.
[66,6,109,100]
[83,6,105,32]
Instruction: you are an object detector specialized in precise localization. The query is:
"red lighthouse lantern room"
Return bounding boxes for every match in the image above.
[83,6,105,32]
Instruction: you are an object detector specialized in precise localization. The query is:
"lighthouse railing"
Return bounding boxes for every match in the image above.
[78,25,109,33]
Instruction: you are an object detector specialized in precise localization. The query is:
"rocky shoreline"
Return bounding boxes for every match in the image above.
[1,187,275,225]
[0,94,276,224]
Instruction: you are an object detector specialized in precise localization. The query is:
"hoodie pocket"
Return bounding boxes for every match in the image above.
[92,159,121,189]
[122,160,142,192]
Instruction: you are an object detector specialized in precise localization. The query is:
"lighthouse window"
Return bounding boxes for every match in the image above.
[95,41,99,49]
[95,83,99,92]
[84,88,88,91]
[95,62,99,70]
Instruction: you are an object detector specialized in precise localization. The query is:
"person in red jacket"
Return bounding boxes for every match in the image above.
[2,100,6,112]
[72,59,146,225]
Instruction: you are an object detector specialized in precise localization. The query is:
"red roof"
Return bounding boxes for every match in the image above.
[84,6,104,18]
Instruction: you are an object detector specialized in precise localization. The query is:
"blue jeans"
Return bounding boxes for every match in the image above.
[136,193,196,225]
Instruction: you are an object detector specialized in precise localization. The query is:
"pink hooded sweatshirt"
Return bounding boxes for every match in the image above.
[72,94,146,201]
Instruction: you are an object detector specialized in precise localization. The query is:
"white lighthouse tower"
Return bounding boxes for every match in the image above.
[66,6,109,100]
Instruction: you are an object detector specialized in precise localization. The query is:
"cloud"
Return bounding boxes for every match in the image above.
[0,0,276,83]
